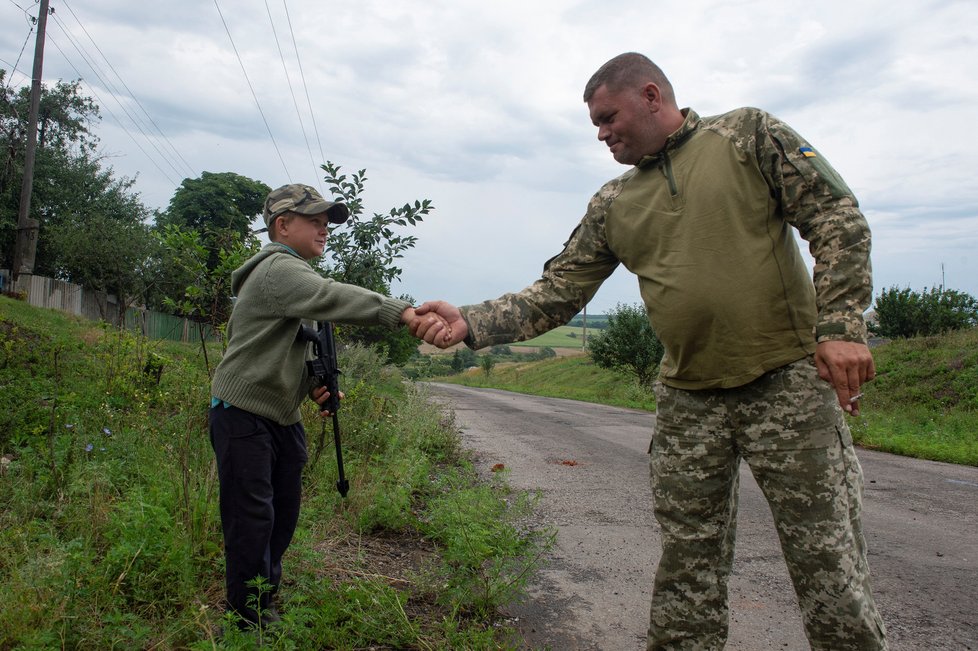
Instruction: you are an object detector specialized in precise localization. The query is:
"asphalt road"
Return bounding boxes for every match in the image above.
[424,383,978,651]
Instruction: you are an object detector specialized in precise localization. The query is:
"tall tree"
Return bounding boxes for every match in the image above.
[48,171,155,318]
[151,171,268,317]
[158,171,269,243]
[1,72,109,274]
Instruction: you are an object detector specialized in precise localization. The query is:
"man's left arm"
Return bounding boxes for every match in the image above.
[761,114,875,414]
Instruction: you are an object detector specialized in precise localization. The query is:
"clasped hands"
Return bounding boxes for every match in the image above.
[401,301,468,349]
[312,302,467,416]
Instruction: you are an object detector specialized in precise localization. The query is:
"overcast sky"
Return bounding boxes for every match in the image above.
[3,0,977,313]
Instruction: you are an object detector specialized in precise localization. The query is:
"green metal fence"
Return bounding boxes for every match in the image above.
[4,269,216,344]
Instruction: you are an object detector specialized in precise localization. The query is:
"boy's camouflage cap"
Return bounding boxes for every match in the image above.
[262,183,350,228]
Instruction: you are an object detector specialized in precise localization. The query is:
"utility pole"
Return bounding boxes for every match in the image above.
[12,0,51,286]
[581,304,587,348]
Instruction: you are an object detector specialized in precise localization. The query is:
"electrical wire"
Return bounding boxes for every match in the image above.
[264,0,321,193]
[46,32,180,188]
[1,2,36,91]
[282,0,328,179]
[48,13,187,184]
[51,7,193,181]
[58,0,197,179]
[213,0,292,182]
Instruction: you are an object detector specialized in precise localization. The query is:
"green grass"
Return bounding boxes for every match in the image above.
[0,295,549,649]
[850,328,978,465]
[511,325,588,350]
[437,328,978,467]
[437,355,656,411]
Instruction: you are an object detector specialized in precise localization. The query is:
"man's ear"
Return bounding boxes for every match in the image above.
[643,82,661,111]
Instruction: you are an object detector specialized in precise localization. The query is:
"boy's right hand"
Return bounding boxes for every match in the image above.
[311,385,344,417]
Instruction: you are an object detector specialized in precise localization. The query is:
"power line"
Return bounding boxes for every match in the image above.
[213,0,292,182]
[50,7,194,183]
[58,0,197,179]
[47,15,186,185]
[5,0,35,13]
[282,0,328,178]
[1,8,35,91]
[264,0,321,192]
[46,32,180,188]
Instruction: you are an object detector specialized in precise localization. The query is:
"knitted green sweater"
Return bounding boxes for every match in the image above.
[211,243,410,425]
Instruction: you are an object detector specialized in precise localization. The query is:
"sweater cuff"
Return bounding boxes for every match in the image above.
[379,297,412,329]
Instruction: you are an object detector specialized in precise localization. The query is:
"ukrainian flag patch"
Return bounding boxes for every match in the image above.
[800,146,816,158]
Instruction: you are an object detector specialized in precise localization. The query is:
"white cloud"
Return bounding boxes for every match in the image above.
[2,0,977,313]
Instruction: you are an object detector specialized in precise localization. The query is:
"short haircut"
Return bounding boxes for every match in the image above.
[268,212,297,242]
[583,52,675,104]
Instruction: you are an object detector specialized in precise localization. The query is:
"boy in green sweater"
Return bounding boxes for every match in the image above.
[209,183,431,628]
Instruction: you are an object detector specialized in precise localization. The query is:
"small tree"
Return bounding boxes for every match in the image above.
[871,286,978,338]
[587,302,663,389]
[316,161,434,365]
[480,354,496,377]
[451,350,466,373]
[449,348,478,373]
[49,184,156,321]
[154,225,257,374]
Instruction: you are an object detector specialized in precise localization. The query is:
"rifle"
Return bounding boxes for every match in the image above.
[297,321,349,497]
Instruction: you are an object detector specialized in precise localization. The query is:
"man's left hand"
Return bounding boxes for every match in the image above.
[815,340,875,416]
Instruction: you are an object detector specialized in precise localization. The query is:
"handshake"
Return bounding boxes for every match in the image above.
[402,301,468,349]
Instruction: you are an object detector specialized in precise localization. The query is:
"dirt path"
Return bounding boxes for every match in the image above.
[425,383,978,651]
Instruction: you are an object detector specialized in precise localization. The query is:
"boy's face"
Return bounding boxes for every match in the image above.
[275,212,331,259]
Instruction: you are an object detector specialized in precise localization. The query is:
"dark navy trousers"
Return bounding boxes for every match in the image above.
[209,405,307,624]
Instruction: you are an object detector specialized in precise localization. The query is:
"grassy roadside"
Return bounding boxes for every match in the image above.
[437,330,978,467]
[508,325,589,350]
[436,355,656,412]
[0,296,549,649]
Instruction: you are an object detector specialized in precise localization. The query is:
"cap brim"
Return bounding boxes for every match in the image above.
[293,200,349,224]
[326,203,350,224]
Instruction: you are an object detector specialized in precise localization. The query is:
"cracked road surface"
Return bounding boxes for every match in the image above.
[425,383,978,651]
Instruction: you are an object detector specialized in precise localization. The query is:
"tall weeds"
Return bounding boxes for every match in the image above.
[0,296,547,649]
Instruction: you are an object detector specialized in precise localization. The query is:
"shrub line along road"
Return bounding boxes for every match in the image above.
[425,383,978,651]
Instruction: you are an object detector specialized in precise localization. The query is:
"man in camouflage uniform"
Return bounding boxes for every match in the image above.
[413,52,887,650]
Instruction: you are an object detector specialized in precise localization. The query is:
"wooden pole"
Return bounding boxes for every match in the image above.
[12,0,51,283]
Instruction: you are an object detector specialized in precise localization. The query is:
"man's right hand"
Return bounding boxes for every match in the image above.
[412,301,468,348]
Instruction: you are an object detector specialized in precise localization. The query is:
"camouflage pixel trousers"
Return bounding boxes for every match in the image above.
[648,357,887,651]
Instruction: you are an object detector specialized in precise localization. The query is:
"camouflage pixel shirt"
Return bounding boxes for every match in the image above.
[460,108,872,390]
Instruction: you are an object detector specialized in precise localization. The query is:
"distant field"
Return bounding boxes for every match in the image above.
[511,325,592,350]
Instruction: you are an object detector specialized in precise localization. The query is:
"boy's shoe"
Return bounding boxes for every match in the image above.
[260,605,281,627]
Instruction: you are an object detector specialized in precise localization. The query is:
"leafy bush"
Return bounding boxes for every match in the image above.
[480,355,496,377]
[534,346,557,360]
[871,286,978,338]
[587,302,663,389]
